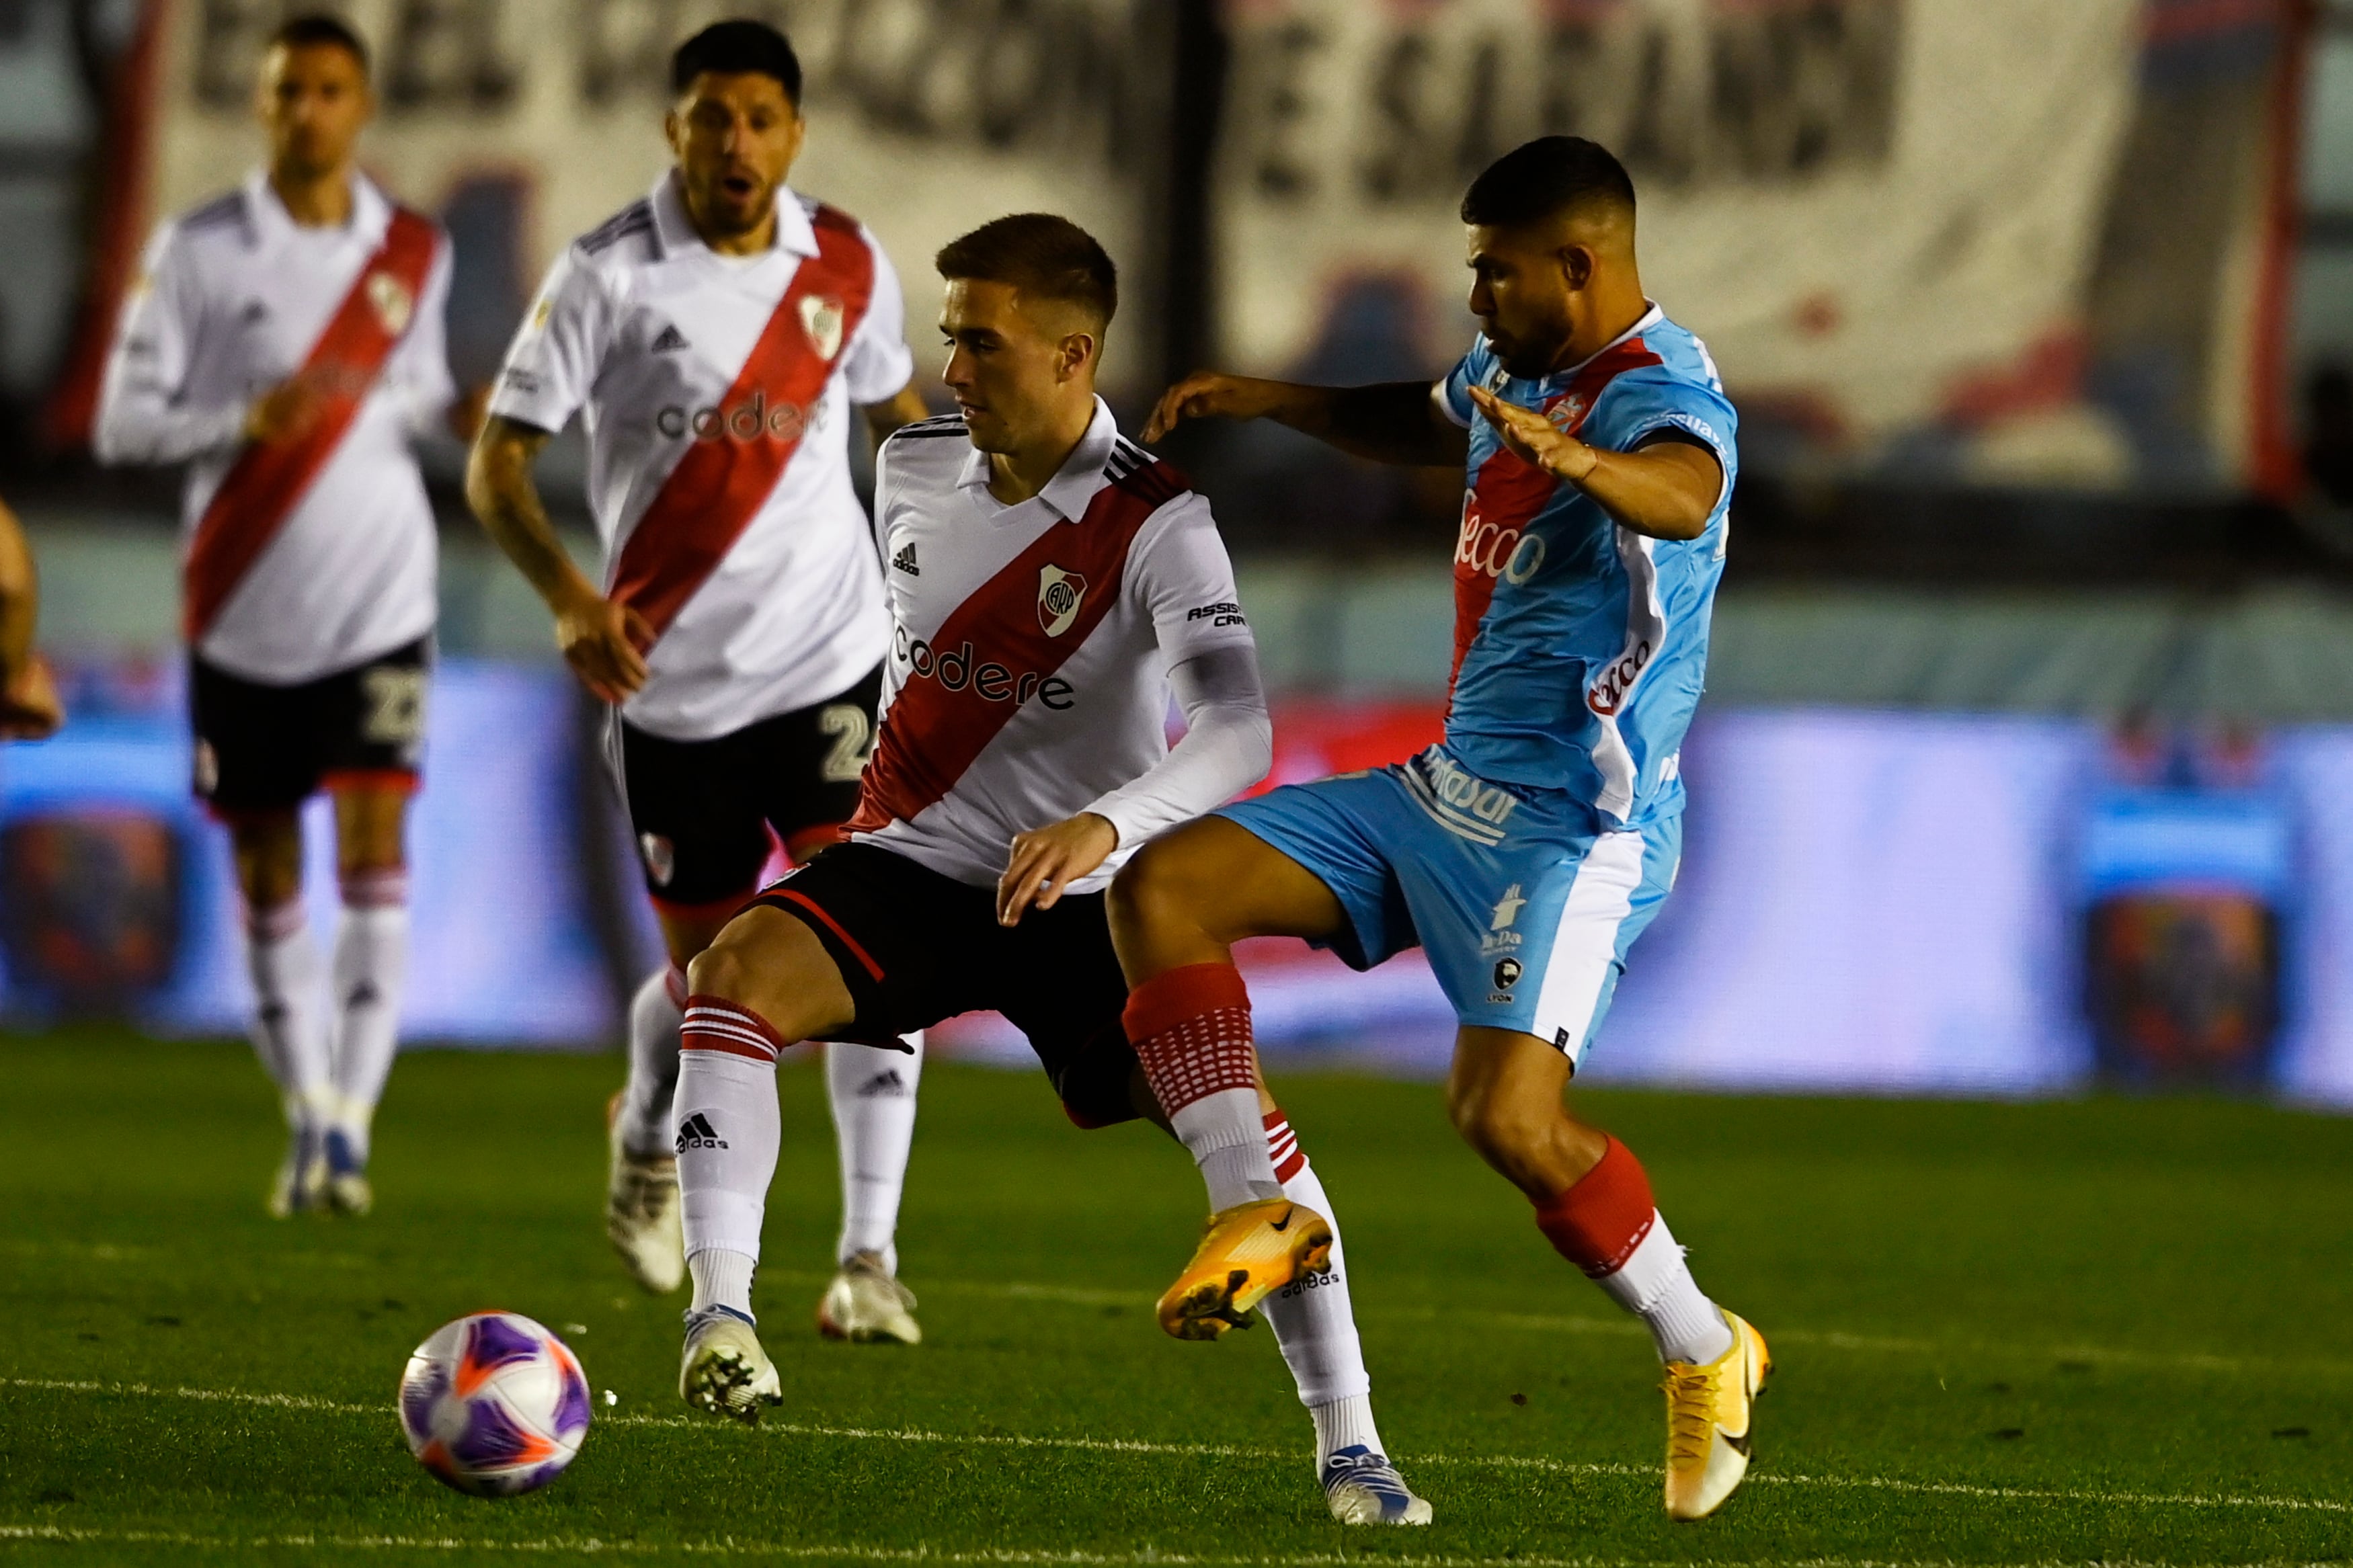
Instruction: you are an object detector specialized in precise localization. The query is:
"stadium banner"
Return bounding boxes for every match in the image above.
[123,0,1162,395]
[1210,0,2305,497]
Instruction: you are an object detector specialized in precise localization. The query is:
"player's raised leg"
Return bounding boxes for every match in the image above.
[321,779,415,1215]
[672,905,861,1419]
[1109,819,1350,1334]
[230,812,333,1217]
[820,1034,924,1343]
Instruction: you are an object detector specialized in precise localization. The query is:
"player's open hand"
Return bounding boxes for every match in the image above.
[555,589,652,706]
[1144,372,1285,443]
[1469,385,1596,483]
[997,812,1119,927]
[0,653,63,740]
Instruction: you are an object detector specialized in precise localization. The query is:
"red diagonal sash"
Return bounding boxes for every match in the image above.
[182,205,440,641]
[847,461,1187,835]
[608,204,876,641]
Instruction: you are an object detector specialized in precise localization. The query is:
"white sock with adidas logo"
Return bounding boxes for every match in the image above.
[327,870,409,1161]
[825,1034,924,1275]
[246,898,331,1131]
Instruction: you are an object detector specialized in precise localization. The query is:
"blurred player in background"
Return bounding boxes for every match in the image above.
[94,15,471,1219]
[467,21,932,1321]
[0,497,64,739]
[669,214,1430,1526]
[1127,137,1763,1522]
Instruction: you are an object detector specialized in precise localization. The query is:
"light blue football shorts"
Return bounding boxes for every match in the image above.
[1214,743,1680,1067]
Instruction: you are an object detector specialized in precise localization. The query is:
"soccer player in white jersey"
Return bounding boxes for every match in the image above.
[467,21,932,1323]
[95,15,466,1219]
[0,496,63,741]
[667,215,1431,1528]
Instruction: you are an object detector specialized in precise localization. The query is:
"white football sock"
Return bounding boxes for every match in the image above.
[327,870,409,1160]
[674,1046,779,1272]
[1257,1114,1380,1464]
[1594,1214,1734,1364]
[1170,1088,1283,1212]
[688,1247,756,1318]
[825,1033,923,1274]
[246,899,330,1130]
[614,963,687,1159]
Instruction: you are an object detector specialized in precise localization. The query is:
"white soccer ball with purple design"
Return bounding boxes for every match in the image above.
[399,1311,592,1496]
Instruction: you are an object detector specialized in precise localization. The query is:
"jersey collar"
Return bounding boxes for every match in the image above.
[955,397,1121,522]
[648,171,820,262]
[241,167,392,249]
[1521,300,1663,392]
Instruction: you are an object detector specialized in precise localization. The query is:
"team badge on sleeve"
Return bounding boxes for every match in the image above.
[1037,565,1087,637]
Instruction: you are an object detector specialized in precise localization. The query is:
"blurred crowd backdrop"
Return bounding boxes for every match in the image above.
[5,0,2353,1106]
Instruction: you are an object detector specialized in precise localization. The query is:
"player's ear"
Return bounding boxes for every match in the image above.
[1558,243,1596,293]
[663,108,686,159]
[1059,331,1096,382]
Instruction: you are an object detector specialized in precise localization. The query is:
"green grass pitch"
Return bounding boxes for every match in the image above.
[1,1028,2348,1566]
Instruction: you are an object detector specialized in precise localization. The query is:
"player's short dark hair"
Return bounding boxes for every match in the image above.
[935,214,1119,331]
[672,19,803,101]
[268,12,370,77]
[1460,136,1636,229]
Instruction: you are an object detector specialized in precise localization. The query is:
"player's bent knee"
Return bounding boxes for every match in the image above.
[685,909,854,1046]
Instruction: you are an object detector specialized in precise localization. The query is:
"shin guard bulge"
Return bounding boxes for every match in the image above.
[616,962,688,1157]
[328,866,409,1152]
[825,1032,924,1273]
[1534,1135,1732,1364]
[247,897,331,1128]
[675,996,789,1311]
[1123,963,1279,1212]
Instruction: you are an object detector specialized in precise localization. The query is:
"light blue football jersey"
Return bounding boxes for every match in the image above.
[1435,306,1737,827]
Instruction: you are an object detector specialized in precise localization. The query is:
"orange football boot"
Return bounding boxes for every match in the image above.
[1156,1198,1334,1341]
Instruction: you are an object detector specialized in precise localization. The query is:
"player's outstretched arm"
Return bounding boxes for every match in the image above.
[1468,386,1720,542]
[465,414,650,704]
[0,497,62,740]
[1144,372,1468,468]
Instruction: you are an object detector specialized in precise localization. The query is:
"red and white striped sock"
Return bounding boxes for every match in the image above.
[1123,963,1278,1212]
[676,996,790,1303]
[1258,1107,1381,1464]
[1534,1135,1732,1364]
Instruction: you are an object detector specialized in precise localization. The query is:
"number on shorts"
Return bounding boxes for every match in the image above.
[817,703,873,783]
[360,666,428,747]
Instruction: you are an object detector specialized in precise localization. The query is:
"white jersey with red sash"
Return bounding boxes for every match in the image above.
[489,175,913,741]
[95,171,455,683]
[848,398,1259,893]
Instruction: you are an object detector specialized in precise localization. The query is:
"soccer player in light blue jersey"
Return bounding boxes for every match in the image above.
[1113,136,1767,1523]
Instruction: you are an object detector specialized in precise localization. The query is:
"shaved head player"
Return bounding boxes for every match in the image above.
[1119,136,1767,1523]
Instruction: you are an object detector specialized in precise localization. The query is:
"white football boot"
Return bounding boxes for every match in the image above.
[606,1091,684,1293]
[816,1250,921,1344]
[1320,1446,1435,1525]
[680,1306,783,1423]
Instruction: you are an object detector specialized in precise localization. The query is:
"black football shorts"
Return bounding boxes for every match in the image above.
[754,841,1146,1128]
[614,663,883,911]
[189,636,431,816]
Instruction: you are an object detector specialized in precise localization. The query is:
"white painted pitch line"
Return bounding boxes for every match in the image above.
[7,1376,2345,1518]
[0,1534,2340,1568]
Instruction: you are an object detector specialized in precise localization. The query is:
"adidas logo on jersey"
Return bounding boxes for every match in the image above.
[857,1069,908,1098]
[675,1113,728,1152]
[891,544,920,576]
[651,323,690,354]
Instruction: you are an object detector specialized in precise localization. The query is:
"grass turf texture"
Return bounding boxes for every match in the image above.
[0,1030,2347,1567]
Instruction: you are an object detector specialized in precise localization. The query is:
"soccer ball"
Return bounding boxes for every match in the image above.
[398,1311,592,1496]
